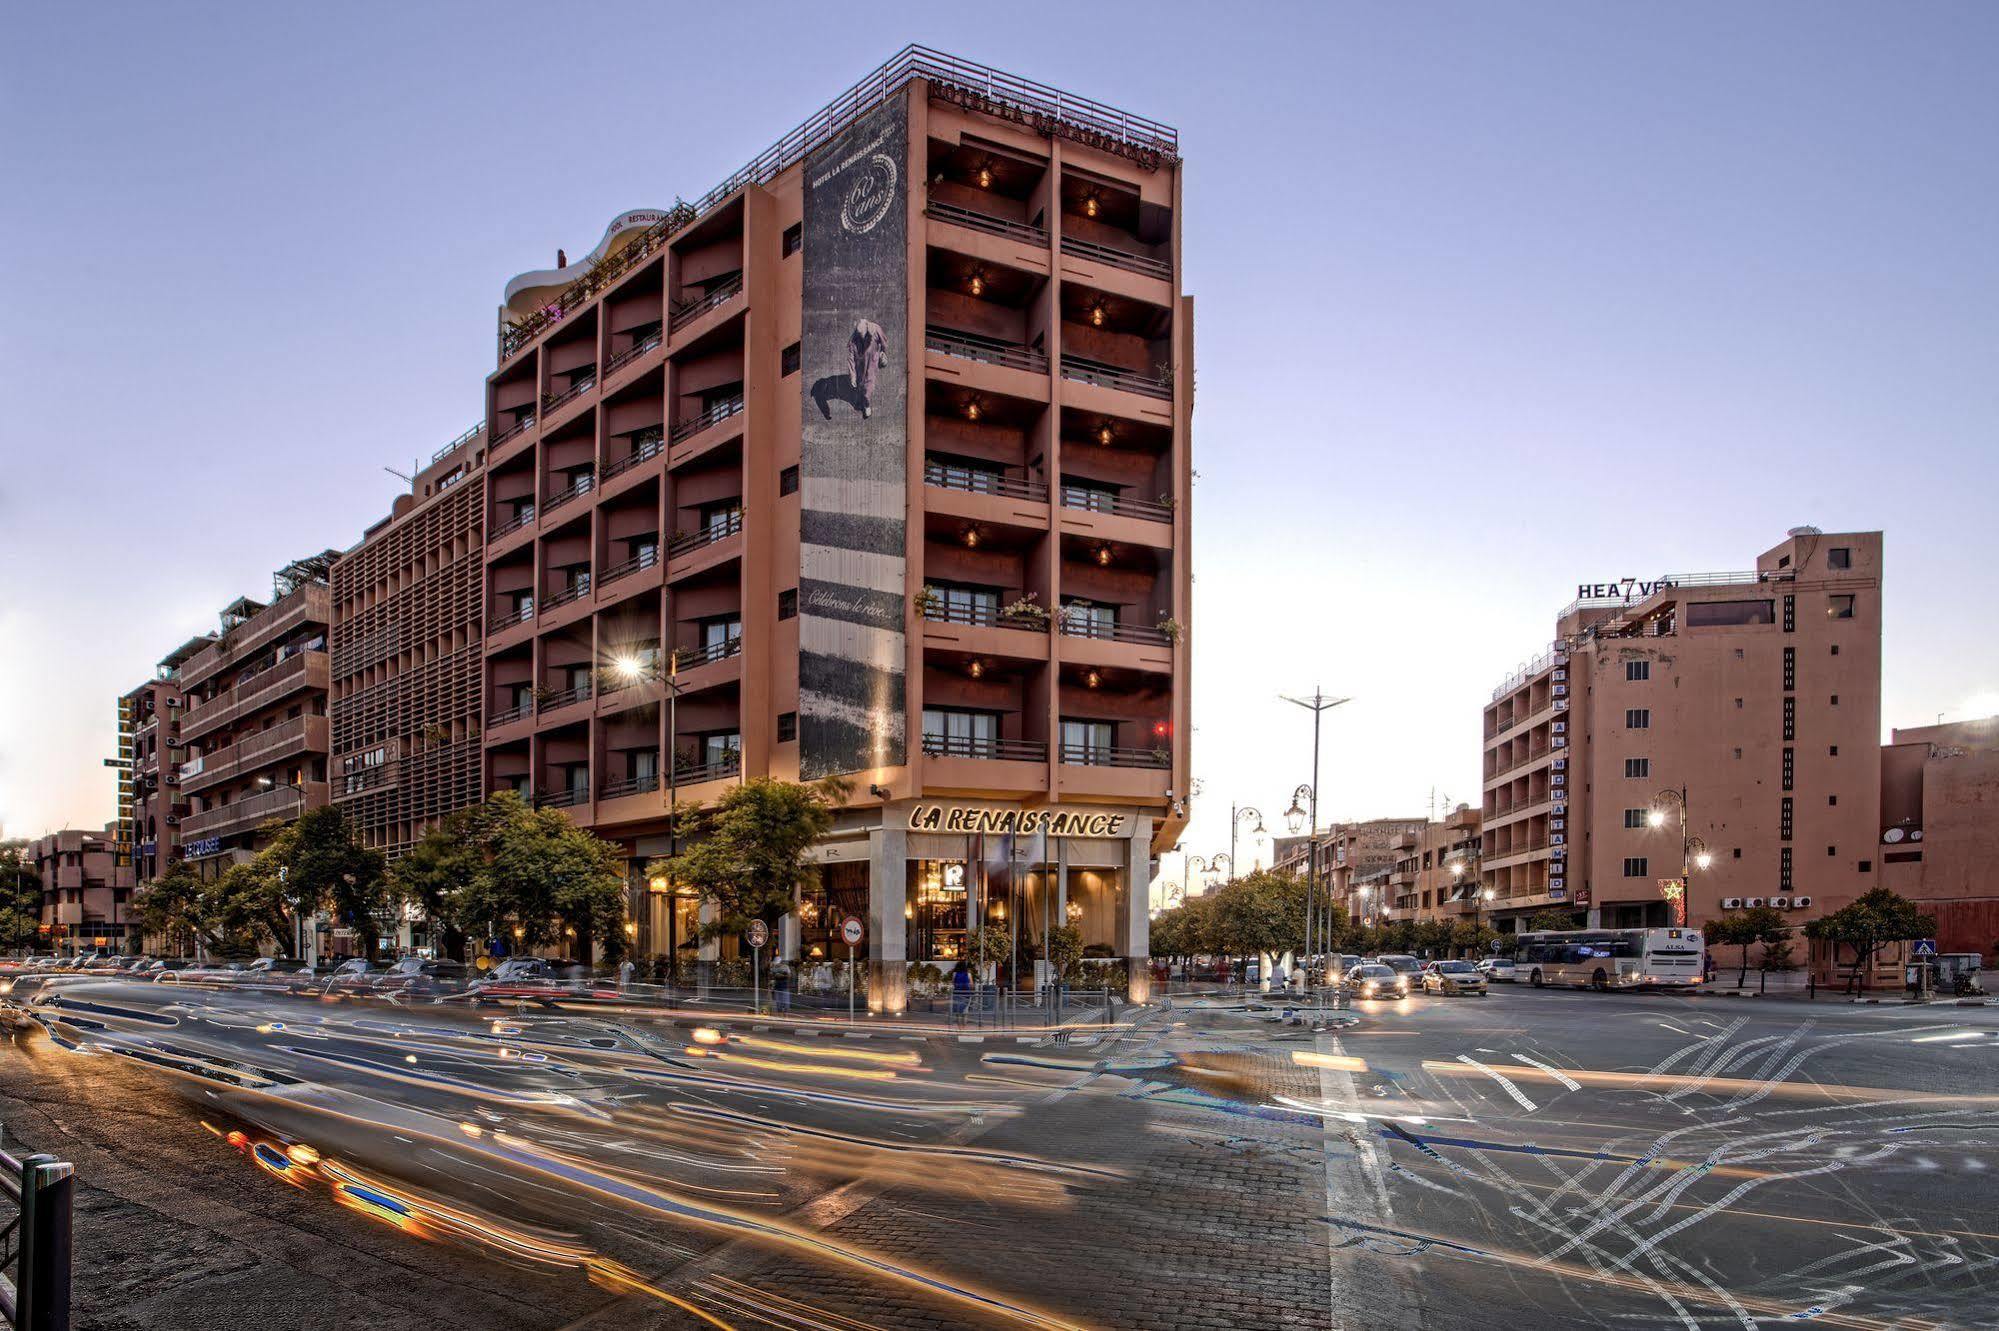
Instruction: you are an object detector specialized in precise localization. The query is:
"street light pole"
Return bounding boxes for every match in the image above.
[1281,690,1350,968]
[1230,805,1265,881]
[1650,785,1710,929]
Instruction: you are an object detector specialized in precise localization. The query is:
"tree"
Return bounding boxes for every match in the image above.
[1451,918,1499,958]
[1709,905,1789,987]
[460,793,629,964]
[208,859,290,957]
[0,840,42,953]
[651,777,848,941]
[1209,870,1308,962]
[1805,888,1937,993]
[262,806,388,958]
[391,814,483,961]
[1525,910,1584,933]
[137,859,211,956]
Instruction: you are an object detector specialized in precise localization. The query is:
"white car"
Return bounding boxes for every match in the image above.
[1476,957,1518,983]
[1421,960,1488,996]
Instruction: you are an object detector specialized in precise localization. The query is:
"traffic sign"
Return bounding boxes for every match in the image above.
[840,915,865,948]
[746,919,770,950]
[1912,939,1938,957]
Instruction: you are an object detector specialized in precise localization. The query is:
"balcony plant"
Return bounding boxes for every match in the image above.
[1156,616,1184,643]
[915,585,943,619]
[1000,591,1051,628]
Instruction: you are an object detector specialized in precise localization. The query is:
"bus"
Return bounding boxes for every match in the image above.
[1512,927,1705,991]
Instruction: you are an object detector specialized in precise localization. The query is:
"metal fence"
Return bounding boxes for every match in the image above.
[0,1147,71,1331]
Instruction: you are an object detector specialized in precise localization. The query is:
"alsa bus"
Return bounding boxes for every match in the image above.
[1513,927,1705,990]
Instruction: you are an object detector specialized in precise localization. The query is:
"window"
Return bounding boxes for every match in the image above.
[1830,644,1840,656]
[1828,594,1854,621]
[1623,858,1649,878]
[1733,747,1742,758]
[781,342,801,376]
[1830,694,1839,706]
[1780,847,1793,891]
[1625,660,1650,681]
[1859,859,1871,873]
[1780,797,1793,840]
[1623,808,1647,829]
[700,615,743,652]
[1783,595,1796,632]
[777,711,797,742]
[1061,597,1118,635]
[1829,745,1838,756]
[1828,845,1837,856]
[923,708,1000,756]
[1783,697,1796,740]
[1732,848,1742,859]
[1782,747,1794,790]
[1625,708,1650,729]
[703,732,743,764]
[1783,646,1796,691]
[700,500,743,536]
[779,465,799,496]
[1686,599,1774,627]
[777,589,798,620]
[1061,718,1116,761]
[1828,795,1837,806]
[1828,546,1851,570]
[782,223,802,257]
[1624,757,1650,778]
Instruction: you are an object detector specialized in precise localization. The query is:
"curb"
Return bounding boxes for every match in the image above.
[634,1011,1127,1046]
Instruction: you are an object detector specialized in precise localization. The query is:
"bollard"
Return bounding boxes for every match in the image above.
[18,1153,74,1331]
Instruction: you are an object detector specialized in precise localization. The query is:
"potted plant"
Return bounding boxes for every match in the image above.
[1000,592,1050,628]
[1156,616,1184,644]
[916,584,943,619]
[968,924,1013,986]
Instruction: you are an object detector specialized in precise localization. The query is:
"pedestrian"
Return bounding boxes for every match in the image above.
[951,959,973,1015]
[773,958,793,1012]
[618,957,635,992]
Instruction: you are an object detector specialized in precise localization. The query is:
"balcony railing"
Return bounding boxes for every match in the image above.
[1060,235,1171,281]
[926,327,1049,374]
[543,473,595,516]
[923,462,1048,501]
[181,715,327,792]
[488,700,534,727]
[535,787,590,810]
[1059,355,1171,400]
[921,600,1046,633]
[490,602,535,632]
[1486,746,1554,783]
[922,734,1048,762]
[180,583,330,687]
[433,420,483,464]
[670,511,743,559]
[542,373,597,414]
[490,504,535,540]
[669,273,745,331]
[544,577,592,610]
[1059,488,1173,523]
[180,650,328,741]
[180,781,327,841]
[603,328,664,376]
[670,395,745,445]
[674,636,743,671]
[539,680,593,711]
[925,201,1049,247]
[599,546,661,587]
[1060,743,1170,770]
[602,433,665,481]
[673,750,742,785]
[600,772,661,801]
[492,414,537,448]
[1059,617,1170,647]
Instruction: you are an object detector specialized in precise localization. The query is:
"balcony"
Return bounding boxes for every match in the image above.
[538,679,594,719]
[535,787,590,810]
[1059,355,1171,401]
[669,395,745,447]
[670,511,743,562]
[543,473,595,519]
[673,750,742,786]
[921,600,1047,634]
[1060,743,1169,770]
[922,734,1048,762]
[488,700,534,728]
[180,583,331,688]
[542,372,597,419]
[926,327,1049,375]
[180,714,329,794]
[180,781,329,842]
[544,577,592,611]
[491,414,537,451]
[181,650,329,741]
[923,461,1048,502]
[602,433,666,484]
[490,505,535,541]
[1060,236,1170,282]
[1059,488,1172,524]
[1058,617,1170,647]
[600,772,660,801]
[490,602,535,633]
[599,547,660,589]
[669,272,745,334]
[604,329,665,381]
[674,636,743,671]
[1486,746,1554,784]
[926,201,1049,247]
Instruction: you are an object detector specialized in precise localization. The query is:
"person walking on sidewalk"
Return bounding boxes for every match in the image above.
[951,959,973,1015]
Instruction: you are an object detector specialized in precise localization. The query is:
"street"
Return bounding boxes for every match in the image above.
[3,978,1997,1329]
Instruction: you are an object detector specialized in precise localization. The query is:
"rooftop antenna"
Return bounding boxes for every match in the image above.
[383,464,413,484]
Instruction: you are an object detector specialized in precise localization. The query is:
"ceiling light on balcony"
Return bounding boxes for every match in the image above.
[1085,670,1101,689]
[1089,303,1106,327]
[977,162,994,189]
[968,269,985,297]
[1083,194,1100,218]
[963,527,982,549]
[968,659,985,680]
[1095,421,1115,446]
[1095,544,1114,566]
[964,397,983,422]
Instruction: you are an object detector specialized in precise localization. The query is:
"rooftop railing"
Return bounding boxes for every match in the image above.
[432,421,483,464]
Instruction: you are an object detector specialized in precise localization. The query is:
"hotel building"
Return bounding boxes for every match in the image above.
[330,427,487,861]
[476,48,1190,1001]
[1482,529,1882,935]
[175,555,337,873]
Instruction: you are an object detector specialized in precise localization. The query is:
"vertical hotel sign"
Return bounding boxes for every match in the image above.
[798,90,910,778]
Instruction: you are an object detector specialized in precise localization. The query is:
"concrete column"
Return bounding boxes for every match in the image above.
[868,825,908,1013]
[1122,816,1154,1002]
[780,901,801,963]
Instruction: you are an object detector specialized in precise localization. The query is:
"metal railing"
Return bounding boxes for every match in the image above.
[542,473,595,516]
[432,420,483,464]
[0,1147,72,1331]
[670,395,745,445]
[925,327,1048,374]
[903,984,1122,1030]
[542,373,597,414]
[180,781,326,841]
[487,700,533,727]
[179,650,327,741]
[669,273,744,331]
[1059,488,1173,522]
[670,511,744,559]
[1058,355,1171,400]
[921,734,1048,762]
[1486,746,1554,782]
[919,599,1046,632]
[603,328,664,377]
[675,637,742,670]
[599,547,660,587]
[539,680,593,711]
[922,462,1048,501]
[535,787,590,810]
[490,602,534,632]
[602,433,665,481]
[489,504,535,540]
[1060,743,1170,769]
[1059,616,1170,646]
[925,201,1048,246]
[1060,235,1170,280]
[674,751,742,784]
[600,772,660,800]
[491,414,537,448]
[543,576,592,610]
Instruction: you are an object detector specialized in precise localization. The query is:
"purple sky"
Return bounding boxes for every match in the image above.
[4,4,1995,883]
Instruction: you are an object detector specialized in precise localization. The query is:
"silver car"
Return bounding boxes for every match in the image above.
[1421,961,1489,995]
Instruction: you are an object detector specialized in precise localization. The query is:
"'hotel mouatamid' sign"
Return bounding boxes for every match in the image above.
[907,804,1129,838]
[1577,577,1675,602]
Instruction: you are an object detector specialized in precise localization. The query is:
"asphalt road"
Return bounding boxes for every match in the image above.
[2,976,1995,1330]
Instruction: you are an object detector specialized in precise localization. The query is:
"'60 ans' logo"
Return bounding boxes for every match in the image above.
[841,153,897,234]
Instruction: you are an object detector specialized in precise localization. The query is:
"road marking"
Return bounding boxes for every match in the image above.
[1455,1054,1537,1112]
[1511,1052,1580,1091]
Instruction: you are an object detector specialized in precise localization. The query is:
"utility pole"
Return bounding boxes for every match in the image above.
[1280,689,1350,967]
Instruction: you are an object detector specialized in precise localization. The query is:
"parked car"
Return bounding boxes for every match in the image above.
[1342,963,1410,999]
[1475,957,1518,983]
[1373,954,1426,980]
[382,957,469,996]
[242,957,317,985]
[324,958,392,992]
[1421,960,1489,996]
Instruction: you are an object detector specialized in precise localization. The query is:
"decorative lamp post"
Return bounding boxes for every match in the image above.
[1230,805,1265,880]
[1650,786,1710,928]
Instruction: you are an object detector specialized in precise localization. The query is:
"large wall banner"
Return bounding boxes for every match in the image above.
[798,90,910,779]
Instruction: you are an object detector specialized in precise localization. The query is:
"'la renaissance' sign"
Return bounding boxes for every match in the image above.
[907,804,1129,838]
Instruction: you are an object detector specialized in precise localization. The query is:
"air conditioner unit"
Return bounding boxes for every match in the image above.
[166,698,182,709]
[1791,896,1812,910]
[1721,897,1744,910]
[1744,896,1765,908]
[165,816,180,826]
[164,775,180,786]
[1768,896,1790,908]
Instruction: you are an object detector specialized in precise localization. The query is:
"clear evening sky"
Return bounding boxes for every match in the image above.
[3,4,1995,886]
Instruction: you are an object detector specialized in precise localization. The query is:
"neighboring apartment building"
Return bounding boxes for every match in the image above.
[477,48,1190,1004]
[1881,715,1999,961]
[330,426,487,864]
[1381,805,1482,924]
[1482,529,1883,937]
[1275,817,1426,920]
[175,555,338,874]
[117,661,191,890]
[29,826,132,955]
